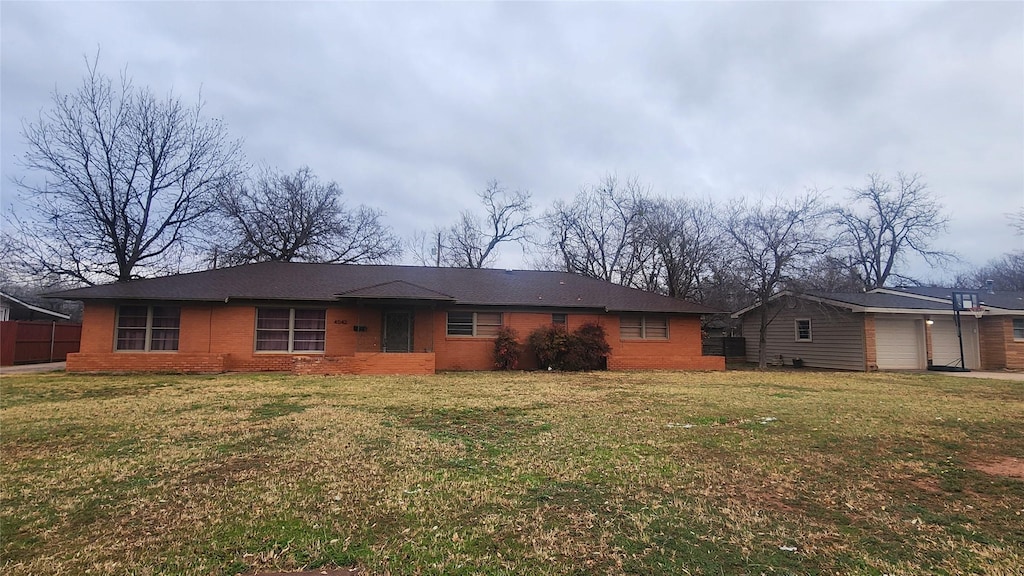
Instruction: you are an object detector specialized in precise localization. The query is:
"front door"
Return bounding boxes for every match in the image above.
[382,311,412,352]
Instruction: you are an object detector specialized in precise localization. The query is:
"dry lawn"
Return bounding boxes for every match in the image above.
[1,369,1022,575]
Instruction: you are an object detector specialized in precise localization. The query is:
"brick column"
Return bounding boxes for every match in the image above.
[864,313,877,371]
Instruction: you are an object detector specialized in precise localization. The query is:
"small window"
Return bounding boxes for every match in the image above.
[619,315,669,340]
[256,308,326,352]
[116,305,180,351]
[795,319,812,342]
[552,313,567,326]
[446,311,475,336]
[446,311,503,337]
[1013,318,1024,341]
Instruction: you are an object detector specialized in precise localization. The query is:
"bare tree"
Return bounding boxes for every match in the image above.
[955,210,1024,291]
[8,56,243,285]
[214,166,401,265]
[790,255,866,293]
[643,196,722,301]
[956,253,1024,291]
[834,173,953,290]
[434,180,534,268]
[542,175,653,286]
[407,227,446,267]
[1009,207,1024,236]
[724,193,834,369]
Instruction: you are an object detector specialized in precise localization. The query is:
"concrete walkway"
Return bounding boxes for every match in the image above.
[0,361,66,374]
[943,370,1024,381]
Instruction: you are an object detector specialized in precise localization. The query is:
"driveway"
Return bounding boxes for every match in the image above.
[943,370,1024,381]
[0,361,66,375]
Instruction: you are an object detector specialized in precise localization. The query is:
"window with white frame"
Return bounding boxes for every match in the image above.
[446,311,503,337]
[1013,318,1024,341]
[552,313,567,327]
[116,305,180,351]
[255,308,326,352]
[795,318,812,342]
[619,315,669,339]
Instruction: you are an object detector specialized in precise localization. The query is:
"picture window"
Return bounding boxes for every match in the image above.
[116,305,180,351]
[256,308,326,352]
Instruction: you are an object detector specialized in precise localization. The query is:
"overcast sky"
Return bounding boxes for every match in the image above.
[2,1,1022,281]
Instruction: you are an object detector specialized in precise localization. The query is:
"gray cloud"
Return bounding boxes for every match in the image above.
[2,1,1021,278]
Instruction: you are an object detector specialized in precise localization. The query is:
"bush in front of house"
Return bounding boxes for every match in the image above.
[571,322,611,370]
[493,326,522,370]
[526,324,570,370]
[527,322,610,371]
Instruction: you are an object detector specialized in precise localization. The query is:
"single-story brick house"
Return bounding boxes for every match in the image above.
[48,262,725,374]
[732,287,1024,371]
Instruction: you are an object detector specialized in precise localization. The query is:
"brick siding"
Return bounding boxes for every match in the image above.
[978,317,1007,369]
[978,316,1024,370]
[68,302,724,374]
[863,314,878,371]
[67,352,226,373]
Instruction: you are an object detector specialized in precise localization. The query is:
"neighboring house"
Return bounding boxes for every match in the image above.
[1,291,80,366]
[46,262,725,374]
[0,291,72,322]
[732,288,1024,371]
[884,286,1024,371]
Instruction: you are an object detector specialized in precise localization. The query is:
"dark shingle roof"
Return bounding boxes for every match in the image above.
[805,291,950,310]
[885,286,1024,311]
[1,291,72,320]
[732,288,1011,318]
[336,281,455,301]
[46,262,718,314]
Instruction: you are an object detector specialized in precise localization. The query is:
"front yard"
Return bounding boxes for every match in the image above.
[1,370,1022,575]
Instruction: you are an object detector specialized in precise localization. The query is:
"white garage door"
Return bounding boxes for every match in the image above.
[875,316,925,369]
[931,316,980,370]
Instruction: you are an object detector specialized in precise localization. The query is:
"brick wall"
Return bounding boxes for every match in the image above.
[79,304,116,353]
[978,317,1007,370]
[607,315,724,371]
[67,352,225,373]
[68,301,723,373]
[1007,317,1024,369]
[433,311,723,371]
[863,314,877,371]
[976,316,1024,370]
[294,353,435,375]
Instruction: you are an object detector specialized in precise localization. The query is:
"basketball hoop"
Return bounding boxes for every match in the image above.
[970,307,984,319]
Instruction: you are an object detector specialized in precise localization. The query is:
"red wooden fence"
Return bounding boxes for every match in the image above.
[0,321,82,366]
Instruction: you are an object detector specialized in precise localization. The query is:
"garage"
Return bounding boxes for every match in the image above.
[875,316,925,369]
[930,316,980,369]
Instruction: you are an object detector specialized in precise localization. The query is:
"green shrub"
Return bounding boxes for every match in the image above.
[493,326,522,370]
[526,322,609,371]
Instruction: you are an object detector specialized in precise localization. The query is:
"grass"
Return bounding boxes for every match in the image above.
[1,369,1022,575]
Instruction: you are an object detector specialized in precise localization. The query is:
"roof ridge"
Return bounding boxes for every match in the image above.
[335,279,455,299]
